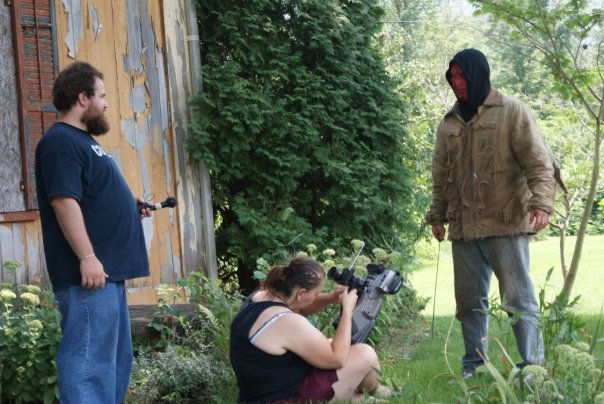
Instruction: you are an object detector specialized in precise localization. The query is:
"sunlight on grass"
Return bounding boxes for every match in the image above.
[382,314,603,403]
[410,235,604,316]
[378,235,604,403]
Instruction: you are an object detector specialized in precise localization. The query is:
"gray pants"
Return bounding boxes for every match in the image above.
[452,235,544,371]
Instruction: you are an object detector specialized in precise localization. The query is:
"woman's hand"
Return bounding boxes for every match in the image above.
[340,287,358,315]
[330,285,347,305]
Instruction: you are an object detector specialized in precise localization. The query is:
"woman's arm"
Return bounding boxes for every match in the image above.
[279,288,358,369]
[297,286,346,316]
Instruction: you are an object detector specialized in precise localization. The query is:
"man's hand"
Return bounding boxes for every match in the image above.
[80,256,109,289]
[136,196,152,220]
[432,224,446,241]
[530,208,550,233]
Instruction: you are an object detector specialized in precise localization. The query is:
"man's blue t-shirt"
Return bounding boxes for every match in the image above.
[35,122,149,291]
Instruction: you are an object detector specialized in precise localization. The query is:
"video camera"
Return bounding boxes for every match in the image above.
[328,253,403,344]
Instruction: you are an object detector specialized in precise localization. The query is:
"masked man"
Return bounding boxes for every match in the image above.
[425,48,561,379]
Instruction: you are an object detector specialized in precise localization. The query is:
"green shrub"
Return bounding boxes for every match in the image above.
[176,272,242,359]
[539,267,587,361]
[128,345,234,403]
[0,282,61,403]
[128,273,241,403]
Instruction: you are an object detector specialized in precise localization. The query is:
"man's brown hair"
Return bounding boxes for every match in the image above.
[52,61,104,113]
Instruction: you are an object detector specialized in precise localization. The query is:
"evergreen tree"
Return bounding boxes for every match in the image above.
[190,0,415,291]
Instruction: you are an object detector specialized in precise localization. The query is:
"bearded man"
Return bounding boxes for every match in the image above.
[425,49,561,379]
[35,61,151,403]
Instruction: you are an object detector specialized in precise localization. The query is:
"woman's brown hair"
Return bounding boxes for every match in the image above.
[263,257,324,298]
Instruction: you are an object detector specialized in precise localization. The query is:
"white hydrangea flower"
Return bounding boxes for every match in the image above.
[19,292,40,306]
[0,289,17,302]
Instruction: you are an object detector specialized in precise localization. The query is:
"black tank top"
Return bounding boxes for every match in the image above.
[230,299,312,403]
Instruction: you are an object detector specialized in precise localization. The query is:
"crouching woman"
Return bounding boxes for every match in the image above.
[229,256,390,403]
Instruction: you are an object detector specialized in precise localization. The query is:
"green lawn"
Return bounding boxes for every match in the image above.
[411,235,604,316]
[377,235,604,403]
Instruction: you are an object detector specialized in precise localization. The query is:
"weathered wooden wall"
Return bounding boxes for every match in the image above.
[0,2,47,286]
[0,0,209,305]
[0,219,47,286]
[0,4,24,213]
[162,1,211,282]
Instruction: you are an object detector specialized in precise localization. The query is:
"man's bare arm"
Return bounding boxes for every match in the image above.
[51,196,108,289]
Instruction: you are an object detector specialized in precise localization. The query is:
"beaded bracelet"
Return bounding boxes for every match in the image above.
[80,253,96,261]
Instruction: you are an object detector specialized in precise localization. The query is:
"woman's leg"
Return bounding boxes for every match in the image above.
[331,343,388,401]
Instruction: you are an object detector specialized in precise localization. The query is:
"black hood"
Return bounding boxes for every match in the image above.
[445,48,491,122]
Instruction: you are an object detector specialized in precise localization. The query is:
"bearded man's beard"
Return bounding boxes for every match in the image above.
[81,107,110,136]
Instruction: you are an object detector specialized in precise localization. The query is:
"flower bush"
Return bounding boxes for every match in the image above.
[550,343,603,403]
[514,343,604,403]
[0,282,61,403]
[129,344,233,403]
[128,272,240,403]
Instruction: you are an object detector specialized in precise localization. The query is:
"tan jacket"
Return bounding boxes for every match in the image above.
[425,89,558,240]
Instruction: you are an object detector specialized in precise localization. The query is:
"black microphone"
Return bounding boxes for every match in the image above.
[138,196,177,213]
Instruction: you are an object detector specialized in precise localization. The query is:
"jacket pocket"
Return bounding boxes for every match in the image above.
[445,127,463,157]
[474,121,497,152]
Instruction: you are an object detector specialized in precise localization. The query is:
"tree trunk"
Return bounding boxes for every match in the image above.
[559,121,601,299]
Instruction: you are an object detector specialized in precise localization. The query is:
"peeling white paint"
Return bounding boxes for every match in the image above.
[142,217,153,251]
[89,4,102,40]
[6,0,206,295]
[172,254,182,281]
[62,0,82,59]
[120,119,137,151]
[129,85,147,116]
[124,0,144,73]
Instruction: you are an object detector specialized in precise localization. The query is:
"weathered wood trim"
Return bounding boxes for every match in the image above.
[0,210,39,223]
[129,303,197,338]
[11,0,58,210]
[10,0,29,208]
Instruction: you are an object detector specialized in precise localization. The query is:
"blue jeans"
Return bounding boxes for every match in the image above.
[55,281,132,404]
[452,236,544,372]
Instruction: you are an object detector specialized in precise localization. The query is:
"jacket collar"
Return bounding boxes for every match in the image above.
[445,88,503,121]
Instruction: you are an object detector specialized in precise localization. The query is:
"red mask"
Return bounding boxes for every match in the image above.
[450,64,468,102]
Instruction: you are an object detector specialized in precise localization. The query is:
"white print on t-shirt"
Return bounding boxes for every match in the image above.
[91,145,109,157]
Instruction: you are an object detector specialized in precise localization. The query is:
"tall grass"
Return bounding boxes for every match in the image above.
[377,235,604,403]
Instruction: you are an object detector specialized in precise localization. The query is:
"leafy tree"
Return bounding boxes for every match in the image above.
[189,0,416,292]
[468,0,604,298]
[378,0,451,246]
